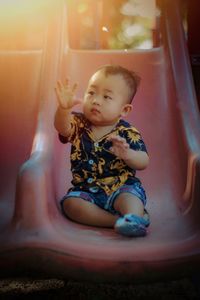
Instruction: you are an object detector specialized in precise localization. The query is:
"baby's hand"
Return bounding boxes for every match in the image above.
[108,134,131,161]
[55,79,81,110]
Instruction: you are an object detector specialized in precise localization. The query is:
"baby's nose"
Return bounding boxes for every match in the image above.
[92,96,101,105]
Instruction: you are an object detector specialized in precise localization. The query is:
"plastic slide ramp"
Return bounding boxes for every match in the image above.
[0,0,200,282]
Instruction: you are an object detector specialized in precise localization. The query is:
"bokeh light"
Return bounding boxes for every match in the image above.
[0,0,54,50]
[0,0,159,50]
[66,0,157,50]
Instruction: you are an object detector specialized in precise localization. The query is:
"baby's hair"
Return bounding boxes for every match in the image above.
[97,64,141,103]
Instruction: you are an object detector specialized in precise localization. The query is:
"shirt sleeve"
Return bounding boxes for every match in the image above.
[58,112,85,144]
[124,127,148,153]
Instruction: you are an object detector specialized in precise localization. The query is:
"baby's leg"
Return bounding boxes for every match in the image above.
[113,193,144,217]
[113,192,149,237]
[62,197,118,227]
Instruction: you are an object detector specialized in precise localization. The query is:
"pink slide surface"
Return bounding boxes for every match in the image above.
[0,0,200,282]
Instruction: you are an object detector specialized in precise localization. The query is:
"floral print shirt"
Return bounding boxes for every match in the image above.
[59,112,147,196]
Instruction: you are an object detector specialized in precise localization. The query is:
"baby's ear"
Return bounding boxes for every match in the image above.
[121,104,133,117]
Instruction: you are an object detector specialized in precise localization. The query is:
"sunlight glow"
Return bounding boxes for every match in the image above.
[77,2,88,14]
[0,0,49,16]
[124,24,145,38]
[102,26,109,32]
[136,40,152,49]
[0,0,54,50]
[121,0,156,19]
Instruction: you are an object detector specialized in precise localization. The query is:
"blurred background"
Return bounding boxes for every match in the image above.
[0,0,200,298]
[66,0,158,50]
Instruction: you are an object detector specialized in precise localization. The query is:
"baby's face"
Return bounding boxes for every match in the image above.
[83,70,132,126]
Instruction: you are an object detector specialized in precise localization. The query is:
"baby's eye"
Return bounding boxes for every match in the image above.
[88,91,95,96]
[104,95,112,100]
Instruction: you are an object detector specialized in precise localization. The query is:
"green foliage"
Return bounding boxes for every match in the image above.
[66,0,155,49]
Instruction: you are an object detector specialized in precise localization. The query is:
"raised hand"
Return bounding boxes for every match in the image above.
[108,134,131,161]
[54,79,81,109]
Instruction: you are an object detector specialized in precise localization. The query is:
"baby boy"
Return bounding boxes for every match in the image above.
[54,65,150,237]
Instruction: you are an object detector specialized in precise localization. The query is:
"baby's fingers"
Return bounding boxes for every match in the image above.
[64,79,78,93]
[56,80,64,91]
[54,85,61,101]
[64,78,69,88]
[107,134,120,142]
[54,87,66,108]
[54,81,68,108]
[72,83,78,93]
[109,135,127,145]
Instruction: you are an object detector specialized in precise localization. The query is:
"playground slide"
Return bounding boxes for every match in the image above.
[0,0,200,282]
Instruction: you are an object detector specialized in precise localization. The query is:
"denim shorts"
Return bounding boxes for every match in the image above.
[60,182,147,216]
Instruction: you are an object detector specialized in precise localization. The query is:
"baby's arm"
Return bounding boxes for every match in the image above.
[108,135,149,170]
[54,79,81,137]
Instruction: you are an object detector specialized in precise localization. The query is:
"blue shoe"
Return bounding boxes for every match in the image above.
[143,209,150,227]
[115,214,149,237]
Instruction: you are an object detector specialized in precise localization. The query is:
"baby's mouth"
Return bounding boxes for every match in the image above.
[91,108,100,114]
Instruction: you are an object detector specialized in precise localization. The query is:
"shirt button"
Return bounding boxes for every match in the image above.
[89,186,99,193]
[87,178,94,183]
[89,159,94,165]
[94,142,99,147]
